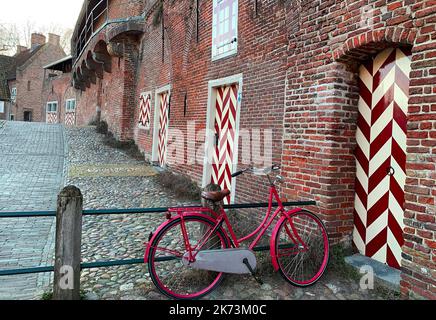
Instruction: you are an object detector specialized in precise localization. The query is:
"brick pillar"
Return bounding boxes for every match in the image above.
[282,61,359,245]
[400,42,436,300]
[115,39,138,141]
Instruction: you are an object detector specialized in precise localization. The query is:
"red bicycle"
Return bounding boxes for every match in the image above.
[145,165,329,299]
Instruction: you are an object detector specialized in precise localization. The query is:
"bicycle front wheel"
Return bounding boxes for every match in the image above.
[274,210,329,286]
[147,215,230,299]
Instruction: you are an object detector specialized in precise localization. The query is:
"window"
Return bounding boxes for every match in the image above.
[66,99,76,113]
[27,81,31,91]
[10,114,14,121]
[11,87,17,103]
[47,101,58,112]
[139,93,151,129]
[212,0,238,60]
[0,101,4,113]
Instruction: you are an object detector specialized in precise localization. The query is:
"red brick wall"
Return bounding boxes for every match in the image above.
[43,73,77,124]
[132,0,289,204]
[281,0,435,300]
[71,0,435,300]
[107,0,143,20]
[15,43,66,122]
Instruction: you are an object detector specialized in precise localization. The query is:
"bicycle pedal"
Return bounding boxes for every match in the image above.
[242,258,263,285]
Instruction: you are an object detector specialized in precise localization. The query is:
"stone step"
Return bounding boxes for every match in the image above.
[345,253,400,292]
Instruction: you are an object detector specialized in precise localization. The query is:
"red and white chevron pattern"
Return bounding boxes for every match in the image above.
[158,92,169,167]
[139,93,151,129]
[210,84,238,204]
[353,47,411,269]
[46,112,58,124]
[65,112,76,127]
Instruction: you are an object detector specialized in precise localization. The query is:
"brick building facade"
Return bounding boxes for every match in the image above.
[3,33,67,123]
[43,56,78,126]
[70,0,435,299]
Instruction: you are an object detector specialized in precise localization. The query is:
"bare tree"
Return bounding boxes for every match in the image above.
[0,23,20,55]
[0,20,73,55]
[38,23,73,54]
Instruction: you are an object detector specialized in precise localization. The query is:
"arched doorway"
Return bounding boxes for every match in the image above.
[353,47,411,269]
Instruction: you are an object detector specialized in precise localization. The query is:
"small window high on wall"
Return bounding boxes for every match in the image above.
[66,99,76,112]
[212,0,238,61]
[47,101,58,112]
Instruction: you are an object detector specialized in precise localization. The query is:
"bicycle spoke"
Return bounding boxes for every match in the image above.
[275,211,329,286]
[148,216,228,299]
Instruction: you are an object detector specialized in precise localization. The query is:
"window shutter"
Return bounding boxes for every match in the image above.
[139,93,151,129]
[212,0,238,59]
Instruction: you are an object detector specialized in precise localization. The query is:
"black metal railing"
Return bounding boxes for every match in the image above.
[0,200,316,277]
[73,0,109,61]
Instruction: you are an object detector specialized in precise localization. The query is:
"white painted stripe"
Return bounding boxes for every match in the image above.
[371,243,387,263]
[353,228,366,254]
[358,98,372,126]
[372,67,395,108]
[395,49,411,77]
[366,209,388,243]
[368,138,392,176]
[390,156,406,193]
[394,83,409,114]
[354,194,367,226]
[367,174,389,210]
[356,161,369,192]
[356,127,370,158]
[370,102,393,143]
[373,48,394,75]
[359,64,373,90]
[389,191,405,230]
[392,120,407,151]
[387,228,402,264]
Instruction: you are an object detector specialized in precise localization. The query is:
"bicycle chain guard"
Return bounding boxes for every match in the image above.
[181,248,257,274]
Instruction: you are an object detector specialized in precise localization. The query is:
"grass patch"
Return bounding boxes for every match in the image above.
[327,243,361,281]
[42,290,87,300]
[375,285,401,300]
[103,132,144,160]
[154,171,201,201]
[96,120,108,134]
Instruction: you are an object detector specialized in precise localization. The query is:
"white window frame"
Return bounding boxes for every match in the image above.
[10,114,14,121]
[0,101,4,113]
[212,0,239,61]
[47,101,58,113]
[11,87,17,103]
[65,99,76,113]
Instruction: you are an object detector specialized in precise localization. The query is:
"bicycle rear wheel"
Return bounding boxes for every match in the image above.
[274,210,329,286]
[147,215,230,299]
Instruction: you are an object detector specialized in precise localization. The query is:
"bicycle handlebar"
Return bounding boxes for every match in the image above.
[231,164,281,178]
[231,170,246,178]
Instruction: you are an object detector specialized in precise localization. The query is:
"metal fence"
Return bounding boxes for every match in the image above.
[0,200,316,277]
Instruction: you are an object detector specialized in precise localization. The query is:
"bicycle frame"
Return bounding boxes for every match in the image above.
[144,170,307,267]
[177,184,301,263]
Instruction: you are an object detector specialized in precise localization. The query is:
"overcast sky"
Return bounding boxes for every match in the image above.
[0,0,83,31]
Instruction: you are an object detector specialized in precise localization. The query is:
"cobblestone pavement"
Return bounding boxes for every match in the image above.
[63,127,396,301]
[0,121,65,300]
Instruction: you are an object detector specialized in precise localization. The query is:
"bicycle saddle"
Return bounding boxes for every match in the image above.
[201,189,231,202]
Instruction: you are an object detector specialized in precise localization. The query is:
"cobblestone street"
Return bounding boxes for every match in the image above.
[0,121,65,299]
[0,123,399,300]
[65,127,395,301]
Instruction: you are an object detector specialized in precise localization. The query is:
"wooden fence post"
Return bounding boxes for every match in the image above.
[53,186,83,300]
